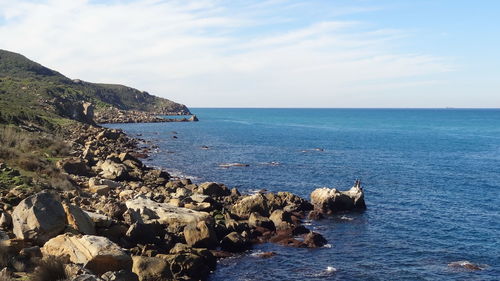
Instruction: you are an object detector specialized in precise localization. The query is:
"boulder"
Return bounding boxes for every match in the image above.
[125,196,212,233]
[248,212,275,231]
[84,211,113,228]
[41,234,132,275]
[63,203,96,235]
[269,209,293,230]
[126,223,162,245]
[183,221,218,249]
[220,232,250,252]
[266,192,313,213]
[100,160,128,180]
[303,232,328,248]
[132,256,170,281]
[57,158,92,176]
[196,182,230,197]
[71,274,101,281]
[310,181,366,214]
[231,193,269,218]
[89,177,121,189]
[161,250,214,281]
[12,191,67,245]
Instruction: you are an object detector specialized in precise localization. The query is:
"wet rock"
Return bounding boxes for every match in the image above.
[184,221,218,249]
[42,233,132,275]
[256,251,277,258]
[12,191,67,245]
[310,181,366,214]
[132,256,170,281]
[220,232,250,252]
[448,260,484,271]
[304,232,327,248]
[63,203,96,235]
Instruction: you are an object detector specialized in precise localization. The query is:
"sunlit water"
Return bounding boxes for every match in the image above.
[106,108,500,280]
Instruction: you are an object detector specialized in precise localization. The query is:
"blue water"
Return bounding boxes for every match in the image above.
[107,108,500,280]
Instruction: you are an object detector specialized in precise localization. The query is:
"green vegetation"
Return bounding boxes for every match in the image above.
[0,49,190,130]
[0,126,73,193]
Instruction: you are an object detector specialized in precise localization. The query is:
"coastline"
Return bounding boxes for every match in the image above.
[0,119,365,280]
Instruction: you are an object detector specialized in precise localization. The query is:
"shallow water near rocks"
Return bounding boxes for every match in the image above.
[106,108,500,280]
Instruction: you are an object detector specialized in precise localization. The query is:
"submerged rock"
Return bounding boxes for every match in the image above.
[310,180,366,214]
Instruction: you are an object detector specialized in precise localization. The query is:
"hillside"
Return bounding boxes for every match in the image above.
[0,49,190,130]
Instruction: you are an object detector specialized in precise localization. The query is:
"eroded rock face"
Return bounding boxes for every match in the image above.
[125,196,212,233]
[41,234,132,275]
[310,182,366,214]
[12,191,67,245]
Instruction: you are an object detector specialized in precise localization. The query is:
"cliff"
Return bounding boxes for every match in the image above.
[0,49,190,130]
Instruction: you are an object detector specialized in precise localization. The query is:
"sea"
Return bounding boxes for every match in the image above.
[106,108,500,281]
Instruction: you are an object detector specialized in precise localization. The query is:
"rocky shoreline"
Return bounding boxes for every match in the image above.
[0,122,366,280]
[94,108,199,124]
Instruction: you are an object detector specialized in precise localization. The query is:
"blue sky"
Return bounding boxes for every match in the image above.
[0,0,498,107]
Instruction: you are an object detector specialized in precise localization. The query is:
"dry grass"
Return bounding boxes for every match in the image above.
[31,257,68,281]
[0,126,74,191]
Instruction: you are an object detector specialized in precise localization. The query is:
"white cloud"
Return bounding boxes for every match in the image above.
[0,0,452,107]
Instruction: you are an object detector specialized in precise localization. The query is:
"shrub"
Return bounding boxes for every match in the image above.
[31,257,68,281]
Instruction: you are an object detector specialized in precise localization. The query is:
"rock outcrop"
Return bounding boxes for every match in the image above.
[310,180,366,214]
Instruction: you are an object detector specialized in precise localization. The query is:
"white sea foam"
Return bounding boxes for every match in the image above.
[323,244,332,248]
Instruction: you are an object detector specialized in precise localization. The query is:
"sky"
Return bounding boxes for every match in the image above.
[0,0,499,108]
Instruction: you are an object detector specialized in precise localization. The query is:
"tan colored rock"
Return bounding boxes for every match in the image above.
[231,193,269,218]
[132,256,171,281]
[99,160,128,180]
[184,221,217,249]
[310,182,366,214]
[12,191,67,245]
[63,203,95,235]
[41,234,132,275]
[125,196,212,233]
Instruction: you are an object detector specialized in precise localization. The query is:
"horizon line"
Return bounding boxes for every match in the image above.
[188,107,500,110]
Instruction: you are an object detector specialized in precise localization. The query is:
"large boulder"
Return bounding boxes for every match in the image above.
[99,160,128,180]
[266,192,313,213]
[63,203,96,235]
[12,191,67,245]
[310,181,366,214]
[196,182,230,197]
[303,232,328,248]
[125,196,212,233]
[132,256,170,281]
[88,178,121,195]
[41,234,132,275]
[231,193,269,218]
[183,221,218,249]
